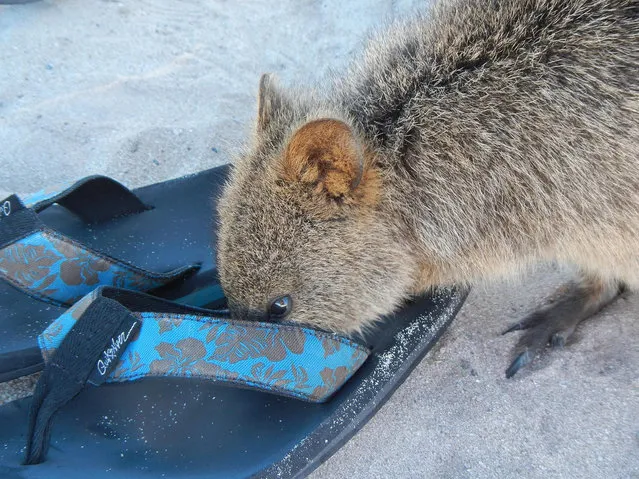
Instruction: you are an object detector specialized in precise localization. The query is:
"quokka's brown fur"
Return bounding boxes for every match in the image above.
[217,0,638,373]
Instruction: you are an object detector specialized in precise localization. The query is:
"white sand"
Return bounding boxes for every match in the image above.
[1,1,637,478]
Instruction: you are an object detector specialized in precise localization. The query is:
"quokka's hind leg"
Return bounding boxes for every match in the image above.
[502,272,626,378]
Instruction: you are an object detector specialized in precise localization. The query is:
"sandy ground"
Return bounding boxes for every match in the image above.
[1,1,637,478]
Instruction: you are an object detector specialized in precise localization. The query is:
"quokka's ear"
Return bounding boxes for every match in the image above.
[257,73,288,132]
[281,119,380,206]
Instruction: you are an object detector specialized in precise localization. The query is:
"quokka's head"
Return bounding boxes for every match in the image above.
[216,74,415,334]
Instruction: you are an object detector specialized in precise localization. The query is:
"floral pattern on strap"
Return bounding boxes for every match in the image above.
[38,297,370,403]
[0,231,186,306]
[208,324,306,363]
[38,289,99,361]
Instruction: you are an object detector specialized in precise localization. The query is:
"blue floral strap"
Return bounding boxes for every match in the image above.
[0,194,198,307]
[26,287,369,464]
[38,287,370,403]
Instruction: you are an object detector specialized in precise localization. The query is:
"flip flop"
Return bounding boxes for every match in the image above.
[0,284,468,479]
[0,166,229,383]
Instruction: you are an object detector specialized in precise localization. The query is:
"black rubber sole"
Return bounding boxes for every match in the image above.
[0,286,468,479]
[0,165,230,383]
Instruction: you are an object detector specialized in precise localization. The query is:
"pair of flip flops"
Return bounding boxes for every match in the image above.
[0,167,468,478]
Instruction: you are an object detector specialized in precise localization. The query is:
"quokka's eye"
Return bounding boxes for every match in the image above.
[269,295,292,320]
